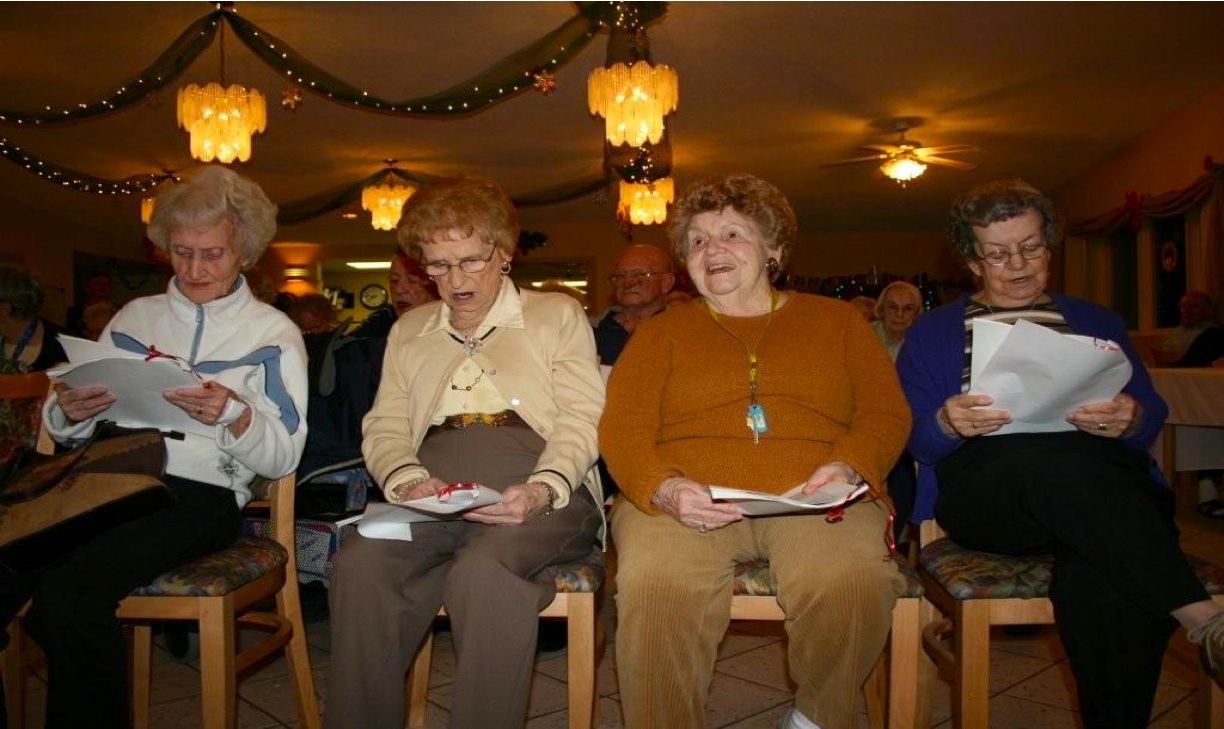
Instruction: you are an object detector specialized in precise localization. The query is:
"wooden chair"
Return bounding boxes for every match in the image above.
[2,392,320,729]
[917,520,1224,729]
[404,549,604,729]
[729,555,925,729]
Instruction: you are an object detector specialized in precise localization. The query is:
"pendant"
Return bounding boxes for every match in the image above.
[747,403,768,444]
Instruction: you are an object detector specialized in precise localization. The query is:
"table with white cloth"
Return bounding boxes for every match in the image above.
[1148,367,1224,505]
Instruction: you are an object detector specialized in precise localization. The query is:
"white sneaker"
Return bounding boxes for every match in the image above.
[777,706,821,729]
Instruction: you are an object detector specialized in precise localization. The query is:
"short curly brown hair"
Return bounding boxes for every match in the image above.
[947,179,1063,261]
[667,174,797,271]
[396,176,519,260]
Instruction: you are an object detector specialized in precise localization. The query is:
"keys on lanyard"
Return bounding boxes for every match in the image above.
[745,354,768,444]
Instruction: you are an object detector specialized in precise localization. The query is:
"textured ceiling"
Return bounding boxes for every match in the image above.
[2,2,1223,254]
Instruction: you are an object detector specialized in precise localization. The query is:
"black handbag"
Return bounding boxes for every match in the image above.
[0,421,175,574]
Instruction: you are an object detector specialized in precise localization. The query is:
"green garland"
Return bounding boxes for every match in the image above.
[0,2,671,218]
[0,3,665,125]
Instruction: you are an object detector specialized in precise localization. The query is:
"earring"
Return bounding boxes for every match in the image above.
[500,262,512,275]
[765,257,780,276]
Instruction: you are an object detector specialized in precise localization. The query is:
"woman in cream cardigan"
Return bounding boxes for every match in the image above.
[324,176,604,729]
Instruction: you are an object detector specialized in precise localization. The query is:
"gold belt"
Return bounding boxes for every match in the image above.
[437,411,528,430]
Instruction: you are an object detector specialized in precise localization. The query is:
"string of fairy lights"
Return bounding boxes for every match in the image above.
[0,2,678,227]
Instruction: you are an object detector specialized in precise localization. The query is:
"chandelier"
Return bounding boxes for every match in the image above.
[588,60,678,147]
[617,177,674,225]
[176,17,266,164]
[880,152,927,184]
[362,181,414,231]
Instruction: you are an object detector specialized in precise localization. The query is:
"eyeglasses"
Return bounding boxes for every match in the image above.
[976,243,1048,266]
[422,246,497,277]
[609,269,668,284]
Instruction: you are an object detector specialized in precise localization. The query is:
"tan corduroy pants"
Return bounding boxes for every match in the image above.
[611,498,904,729]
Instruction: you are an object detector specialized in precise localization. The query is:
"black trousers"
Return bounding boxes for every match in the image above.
[934,431,1209,729]
[0,476,241,729]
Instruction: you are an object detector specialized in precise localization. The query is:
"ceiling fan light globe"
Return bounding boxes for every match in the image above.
[881,156,927,182]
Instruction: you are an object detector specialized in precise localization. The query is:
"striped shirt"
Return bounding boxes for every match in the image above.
[960,299,1070,392]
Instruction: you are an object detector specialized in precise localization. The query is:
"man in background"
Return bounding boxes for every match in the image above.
[1155,290,1215,365]
[592,244,675,366]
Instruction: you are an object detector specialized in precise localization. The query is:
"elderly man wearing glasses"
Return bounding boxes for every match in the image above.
[896,178,1224,726]
[593,244,676,366]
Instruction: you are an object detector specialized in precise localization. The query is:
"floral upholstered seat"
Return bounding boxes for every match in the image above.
[553,547,605,593]
[130,536,287,597]
[734,554,923,598]
[920,537,1224,600]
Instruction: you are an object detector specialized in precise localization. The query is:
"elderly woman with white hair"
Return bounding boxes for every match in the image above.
[871,280,923,361]
[0,166,308,729]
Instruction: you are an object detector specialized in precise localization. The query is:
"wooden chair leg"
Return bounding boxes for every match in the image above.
[3,619,26,729]
[198,599,237,729]
[130,623,154,729]
[404,628,434,729]
[566,593,596,729]
[1197,668,1223,729]
[888,597,921,729]
[952,601,991,729]
[277,579,321,729]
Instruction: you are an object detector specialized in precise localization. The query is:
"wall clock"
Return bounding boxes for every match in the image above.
[360,284,388,309]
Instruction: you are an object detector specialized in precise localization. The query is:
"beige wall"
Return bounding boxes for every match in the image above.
[1056,86,1224,222]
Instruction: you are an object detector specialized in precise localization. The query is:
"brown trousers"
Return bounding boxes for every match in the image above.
[611,498,904,729]
[324,424,601,729]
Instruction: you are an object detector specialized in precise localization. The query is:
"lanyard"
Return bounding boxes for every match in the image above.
[0,317,40,371]
[702,289,779,442]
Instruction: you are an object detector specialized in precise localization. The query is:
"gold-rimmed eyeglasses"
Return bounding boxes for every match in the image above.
[422,246,497,277]
[976,243,1048,266]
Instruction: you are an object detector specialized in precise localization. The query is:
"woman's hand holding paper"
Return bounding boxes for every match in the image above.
[55,383,116,424]
[939,393,1013,439]
[1066,392,1139,439]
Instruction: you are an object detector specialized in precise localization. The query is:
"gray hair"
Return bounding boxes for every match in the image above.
[0,266,44,318]
[147,166,278,268]
[947,179,1063,261]
[874,281,923,318]
[667,174,797,271]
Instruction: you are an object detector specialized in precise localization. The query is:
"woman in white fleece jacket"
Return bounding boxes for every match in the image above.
[5,166,307,729]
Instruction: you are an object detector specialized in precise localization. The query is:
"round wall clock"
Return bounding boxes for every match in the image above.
[360,284,388,309]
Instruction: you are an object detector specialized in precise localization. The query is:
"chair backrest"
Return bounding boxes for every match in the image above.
[0,372,49,401]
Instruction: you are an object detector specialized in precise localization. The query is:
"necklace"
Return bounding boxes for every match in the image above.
[448,325,496,356]
[702,289,780,444]
[977,291,1045,316]
[450,368,485,391]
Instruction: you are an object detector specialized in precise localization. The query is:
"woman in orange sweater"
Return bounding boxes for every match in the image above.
[600,174,911,729]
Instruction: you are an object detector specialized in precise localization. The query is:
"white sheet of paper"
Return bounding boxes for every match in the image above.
[708,481,868,516]
[48,336,212,436]
[401,486,503,515]
[970,319,1133,435]
[356,502,419,541]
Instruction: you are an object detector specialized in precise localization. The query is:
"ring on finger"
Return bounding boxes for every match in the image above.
[698,522,707,534]
[1097,422,1108,431]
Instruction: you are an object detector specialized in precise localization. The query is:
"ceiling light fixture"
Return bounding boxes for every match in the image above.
[361,181,413,231]
[880,152,927,184]
[177,15,267,164]
[588,60,678,147]
[617,177,674,225]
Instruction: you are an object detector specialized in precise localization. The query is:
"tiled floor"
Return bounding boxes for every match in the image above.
[9,506,1223,728]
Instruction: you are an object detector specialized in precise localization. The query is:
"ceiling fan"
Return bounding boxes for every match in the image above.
[823,120,977,184]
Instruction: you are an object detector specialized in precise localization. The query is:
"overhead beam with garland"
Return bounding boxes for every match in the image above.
[0,2,671,221]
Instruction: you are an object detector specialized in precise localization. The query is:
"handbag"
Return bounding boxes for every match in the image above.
[0,421,174,574]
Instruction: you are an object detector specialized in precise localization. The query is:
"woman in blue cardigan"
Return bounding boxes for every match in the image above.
[896,179,1222,726]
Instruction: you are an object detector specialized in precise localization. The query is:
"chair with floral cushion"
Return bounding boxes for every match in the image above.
[918,520,1224,729]
[404,547,605,729]
[2,400,320,729]
[730,554,925,729]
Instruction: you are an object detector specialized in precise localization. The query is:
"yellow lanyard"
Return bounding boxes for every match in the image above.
[703,289,779,401]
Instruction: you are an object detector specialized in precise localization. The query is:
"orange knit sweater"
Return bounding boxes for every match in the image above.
[599,293,911,514]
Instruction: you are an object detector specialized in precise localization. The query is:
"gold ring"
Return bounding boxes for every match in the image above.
[1097,423,1107,431]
